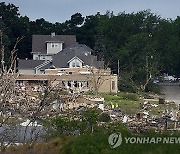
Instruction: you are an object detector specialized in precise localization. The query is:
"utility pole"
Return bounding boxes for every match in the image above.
[117,59,120,92]
[117,59,120,78]
[146,55,148,83]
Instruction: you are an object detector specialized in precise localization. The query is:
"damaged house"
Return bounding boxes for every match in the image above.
[17,33,118,93]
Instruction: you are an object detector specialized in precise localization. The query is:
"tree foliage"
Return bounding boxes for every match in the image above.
[1,2,180,92]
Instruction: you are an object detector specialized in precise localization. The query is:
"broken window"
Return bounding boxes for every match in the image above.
[68,81,71,87]
[74,81,78,87]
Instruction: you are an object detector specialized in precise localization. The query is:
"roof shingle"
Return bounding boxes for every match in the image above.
[18,59,45,69]
[52,44,104,69]
[32,35,76,54]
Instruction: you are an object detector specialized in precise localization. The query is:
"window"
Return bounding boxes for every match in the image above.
[76,62,80,67]
[83,81,88,87]
[72,62,80,68]
[51,43,59,48]
[112,81,115,90]
[72,62,76,68]
[40,70,44,74]
[70,58,82,68]
[74,81,78,87]
[68,81,71,87]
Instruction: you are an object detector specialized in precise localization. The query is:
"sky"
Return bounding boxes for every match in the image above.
[2,0,180,23]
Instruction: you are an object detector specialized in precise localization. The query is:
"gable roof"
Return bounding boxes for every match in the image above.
[52,44,104,69]
[32,35,76,54]
[67,56,84,64]
[18,59,54,71]
[18,59,45,69]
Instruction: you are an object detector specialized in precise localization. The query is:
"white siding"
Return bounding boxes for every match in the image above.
[39,55,52,61]
[33,53,52,61]
[36,69,45,74]
[47,42,63,54]
[69,58,83,68]
[18,69,35,74]
[33,53,39,60]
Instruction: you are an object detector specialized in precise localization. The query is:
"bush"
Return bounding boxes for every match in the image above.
[99,112,111,122]
[44,109,101,137]
[61,132,110,154]
[61,122,129,154]
[100,94,120,101]
[61,130,180,154]
[120,93,139,101]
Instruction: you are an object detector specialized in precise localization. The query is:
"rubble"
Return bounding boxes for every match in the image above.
[20,119,42,127]
[0,77,180,144]
[122,115,128,123]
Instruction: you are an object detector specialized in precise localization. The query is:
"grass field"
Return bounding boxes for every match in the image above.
[100,93,177,116]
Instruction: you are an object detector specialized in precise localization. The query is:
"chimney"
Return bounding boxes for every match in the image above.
[51,32,55,37]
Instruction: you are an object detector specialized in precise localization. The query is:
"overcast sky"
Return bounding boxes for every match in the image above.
[3,0,180,23]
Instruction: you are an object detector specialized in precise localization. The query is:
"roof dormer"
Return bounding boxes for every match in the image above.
[67,56,83,68]
[46,41,63,55]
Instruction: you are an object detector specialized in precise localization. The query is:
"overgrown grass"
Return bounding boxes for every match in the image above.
[4,129,180,154]
[100,93,143,114]
[2,136,74,154]
[100,93,177,116]
[61,130,180,154]
[149,101,177,116]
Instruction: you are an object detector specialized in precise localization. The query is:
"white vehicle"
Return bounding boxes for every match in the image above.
[164,75,177,81]
[153,79,159,84]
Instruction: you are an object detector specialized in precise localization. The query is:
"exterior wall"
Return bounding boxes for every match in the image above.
[36,69,45,74]
[47,42,63,55]
[33,53,39,60]
[110,75,118,93]
[44,68,118,93]
[89,74,118,93]
[16,73,118,93]
[69,58,83,68]
[18,69,35,75]
[33,53,52,61]
[45,68,111,75]
[96,76,111,93]
[39,55,52,61]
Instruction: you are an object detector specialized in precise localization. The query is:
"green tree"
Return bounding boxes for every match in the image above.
[82,108,100,133]
[118,33,158,92]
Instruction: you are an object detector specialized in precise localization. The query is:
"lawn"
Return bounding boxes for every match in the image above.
[100,93,177,116]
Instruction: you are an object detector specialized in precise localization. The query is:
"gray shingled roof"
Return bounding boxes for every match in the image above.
[18,59,45,69]
[32,35,76,54]
[52,44,104,69]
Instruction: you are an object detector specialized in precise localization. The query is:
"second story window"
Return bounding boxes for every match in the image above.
[47,42,63,54]
[76,62,80,67]
[72,61,80,68]
[72,62,76,67]
[51,43,59,48]
[68,56,83,68]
